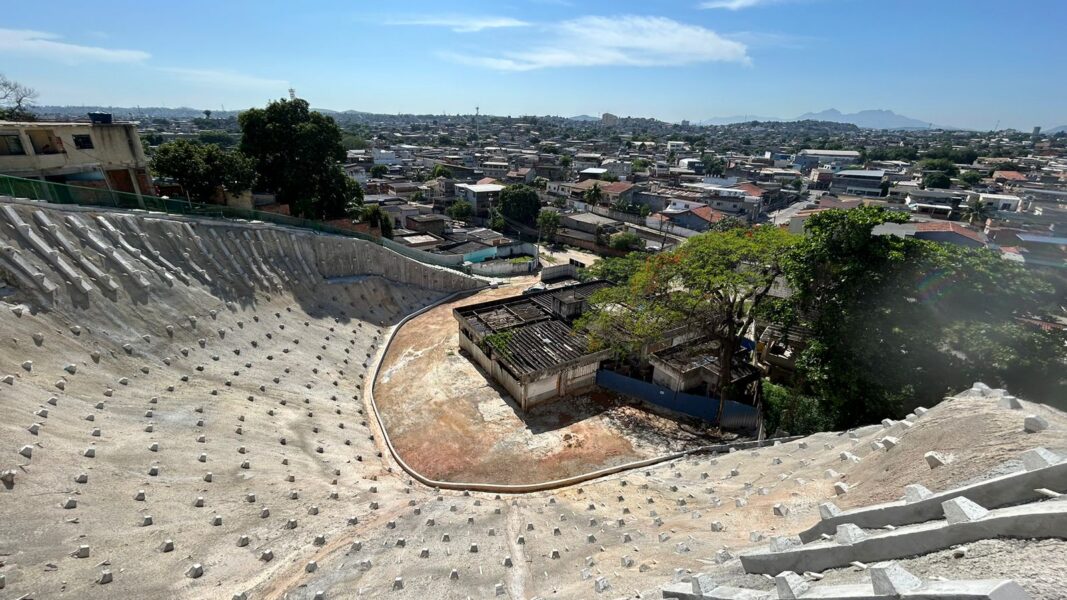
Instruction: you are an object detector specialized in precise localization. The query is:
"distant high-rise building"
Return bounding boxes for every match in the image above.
[601,113,619,127]
[1032,126,1042,137]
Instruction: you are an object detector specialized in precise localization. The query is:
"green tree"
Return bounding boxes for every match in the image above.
[431,164,453,179]
[609,231,643,251]
[923,171,952,189]
[537,209,560,240]
[599,171,618,182]
[960,196,994,224]
[238,97,358,219]
[447,200,473,221]
[780,206,1063,427]
[370,164,389,178]
[360,205,392,238]
[197,130,236,148]
[497,184,541,226]
[150,139,256,203]
[918,157,959,177]
[959,170,983,187]
[579,253,647,283]
[581,226,796,395]
[631,158,651,171]
[489,209,506,231]
[583,182,604,205]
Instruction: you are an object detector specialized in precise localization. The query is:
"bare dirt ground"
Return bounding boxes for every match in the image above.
[373,277,730,485]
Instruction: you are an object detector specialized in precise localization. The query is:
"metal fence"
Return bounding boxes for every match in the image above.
[595,369,760,432]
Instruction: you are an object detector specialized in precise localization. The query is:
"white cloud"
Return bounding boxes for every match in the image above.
[699,0,776,9]
[0,28,150,64]
[386,16,530,33]
[160,68,288,90]
[442,16,749,71]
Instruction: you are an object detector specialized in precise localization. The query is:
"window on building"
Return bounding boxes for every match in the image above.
[72,134,94,150]
[0,134,25,156]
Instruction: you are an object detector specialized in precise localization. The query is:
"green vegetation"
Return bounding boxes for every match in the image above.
[583,182,604,205]
[609,231,644,251]
[537,209,560,240]
[359,205,393,238]
[447,200,473,221]
[762,382,835,436]
[778,207,1064,427]
[580,226,796,395]
[508,255,534,264]
[579,253,647,283]
[150,139,256,203]
[922,171,952,189]
[370,164,389,178]
[959,170,983,186]
[0,73,37,121]
[483,331,514,357]
[577,206,1065,429]
[431,164,453,179]
[960,195,994,224]
[238,98,360,220]
[497,184,541,226]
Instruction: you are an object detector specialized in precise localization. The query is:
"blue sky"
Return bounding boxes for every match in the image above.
[3,0,1065,129]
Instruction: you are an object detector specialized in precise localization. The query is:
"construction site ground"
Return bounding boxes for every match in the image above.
[373,275,734,485]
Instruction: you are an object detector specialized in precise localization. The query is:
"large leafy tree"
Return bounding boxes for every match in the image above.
[497,184,541,226]
[782,206,1064,426]
[536,209,560,240]
[238,98,358,219]
[150,140,256,203]
[582,226,796,396]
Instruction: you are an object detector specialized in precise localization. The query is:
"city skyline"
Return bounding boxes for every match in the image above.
[3,0,1066,130]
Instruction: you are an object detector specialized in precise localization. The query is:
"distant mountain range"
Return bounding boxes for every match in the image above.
[1047,125,1067,134]
[567,114,600,122]
[696,108,944,130]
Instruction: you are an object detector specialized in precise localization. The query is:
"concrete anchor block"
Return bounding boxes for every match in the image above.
[942,497,989,524]
[1021,447,1062,471]
[73,544,91,558]
[904,483,934,503]
[773,503,789,517]
[1,470,16,485]
[819,502,843,520]
[160,539,175,552]
[925,451,951,468]
[594,576,610,593]
[769,536,802,553]
[1024,415,1049,433]
[392,577,403,590]
[870,561,922,595]
[237,535,250,547]
[834,482,849,496]
[260,549,274,562]
[62,497,77,509]
[18,445,33,459]
[1000,396,1023,410]
[711,521,725,532]
[186,564,204,579]
[835,523,868,545]
[306,561,318,573]
[775,570,810,599]
[97,569,113,584]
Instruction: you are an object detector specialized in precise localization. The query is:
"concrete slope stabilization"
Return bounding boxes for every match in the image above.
[0,197,1065,599]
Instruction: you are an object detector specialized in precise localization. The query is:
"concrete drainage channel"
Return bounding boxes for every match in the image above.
[363,287,801,494]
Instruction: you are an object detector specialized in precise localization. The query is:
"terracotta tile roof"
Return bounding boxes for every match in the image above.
[601,181,634,194]
[736,182,764,197]
[477,177,501,185]
[993,170,1026,181]
[914,221,986,244]
[690,205,726,223]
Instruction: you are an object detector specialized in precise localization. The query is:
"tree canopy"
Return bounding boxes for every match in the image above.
[497,184,541,226]
[238,98,359,220]
[581,226,796,395]
[447,200,473,221]
[779,206,1064,427]
[537,209,560,240]
[150,140,256,203]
